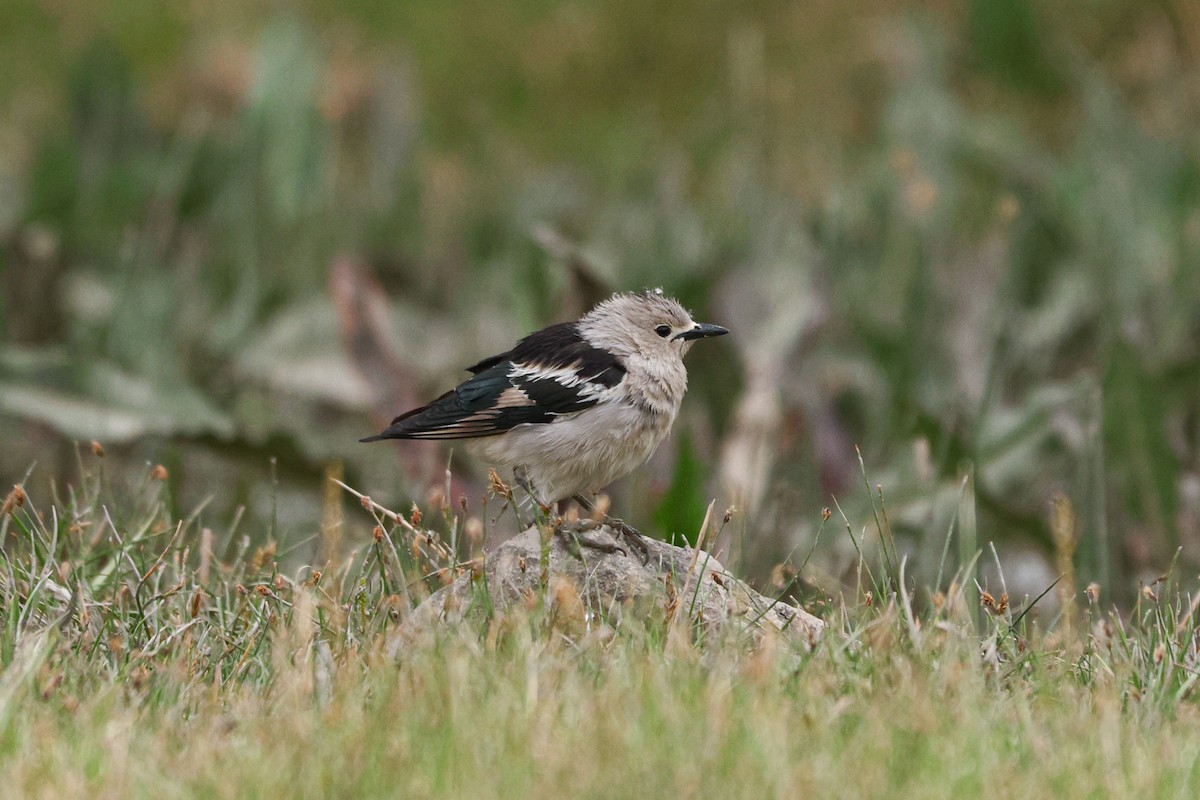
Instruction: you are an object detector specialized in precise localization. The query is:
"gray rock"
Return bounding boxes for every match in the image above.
[388,525,824,657]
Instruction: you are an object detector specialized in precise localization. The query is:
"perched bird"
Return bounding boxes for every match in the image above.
[361,290,728,556]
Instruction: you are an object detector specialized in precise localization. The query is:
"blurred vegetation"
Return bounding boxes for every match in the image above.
[2,0,1200,606]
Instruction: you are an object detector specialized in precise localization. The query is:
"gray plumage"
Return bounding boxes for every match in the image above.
[362,290,728,506]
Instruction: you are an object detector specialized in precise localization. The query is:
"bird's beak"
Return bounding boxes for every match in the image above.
[675,322,730,341]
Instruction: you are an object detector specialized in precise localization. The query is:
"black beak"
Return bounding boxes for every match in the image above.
[675,322,730,341]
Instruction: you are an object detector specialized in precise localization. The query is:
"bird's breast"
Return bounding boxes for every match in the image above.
[620,356,688,418]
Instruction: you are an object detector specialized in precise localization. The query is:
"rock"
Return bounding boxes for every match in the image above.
[388,525,824,657]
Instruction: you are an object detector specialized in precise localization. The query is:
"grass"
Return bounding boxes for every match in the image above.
[4,3,1200,600]
[2,459,1200,798]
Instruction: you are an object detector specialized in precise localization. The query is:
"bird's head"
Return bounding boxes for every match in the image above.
[579,289,729,361]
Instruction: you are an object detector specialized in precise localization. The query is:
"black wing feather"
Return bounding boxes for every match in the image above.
[361,322,626,442]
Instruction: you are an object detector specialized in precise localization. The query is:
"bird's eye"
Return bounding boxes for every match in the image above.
[655,324,672,338]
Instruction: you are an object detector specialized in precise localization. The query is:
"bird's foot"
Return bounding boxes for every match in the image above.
[554,518,628,559]
[568,493,652,564]
[605,517,651,564]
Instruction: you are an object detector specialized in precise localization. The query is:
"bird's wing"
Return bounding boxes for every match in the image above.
[362,322,626,441]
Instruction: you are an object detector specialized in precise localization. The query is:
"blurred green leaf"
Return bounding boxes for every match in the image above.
[232,301,373,409]
[968,0,1063,96]
[652,433,707,546]
[1104,338,1180,549]
[0,348,233,442]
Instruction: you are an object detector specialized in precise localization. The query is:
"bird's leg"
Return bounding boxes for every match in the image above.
[510,468,637,560]
[512,465,550,529]
[509,466,619,557]
[572,494,651,564]
[513,465,559,583]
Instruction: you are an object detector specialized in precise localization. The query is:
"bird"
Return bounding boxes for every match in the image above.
[361,289,728,558]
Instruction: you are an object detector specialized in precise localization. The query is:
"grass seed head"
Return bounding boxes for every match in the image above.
[40,673,63,700]
[662,571,678,624]
[2,484,26,514]
[487,468,512,500]
[250,542,276,573]
[980,591,1009,615]
[770,563,796,590]
[151,464,169,481]
[409,503,422,526]
[551,577,584,627]
[427,486,445,510]
[91,440,105,457]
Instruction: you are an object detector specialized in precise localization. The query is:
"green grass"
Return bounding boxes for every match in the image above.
[3,2,1200,600]
[2,462,1200,798]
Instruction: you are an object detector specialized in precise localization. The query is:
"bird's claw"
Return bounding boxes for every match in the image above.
[608,518,651,565]
[554,519,628,559]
